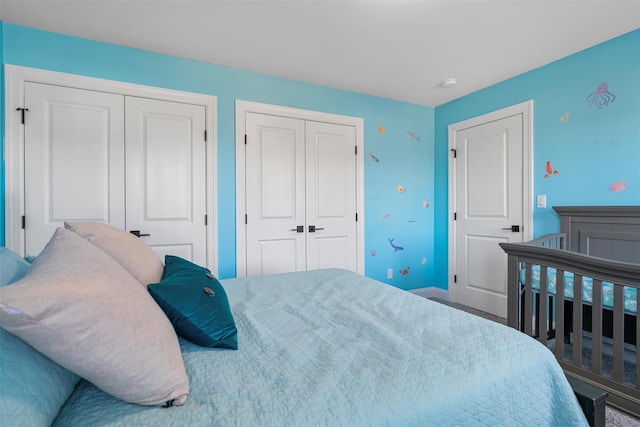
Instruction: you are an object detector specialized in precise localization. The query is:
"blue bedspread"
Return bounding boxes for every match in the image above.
[520,266,638,314]
[54,269,587,426]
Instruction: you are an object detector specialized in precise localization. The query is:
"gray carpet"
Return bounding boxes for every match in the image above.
[428,298,640,426]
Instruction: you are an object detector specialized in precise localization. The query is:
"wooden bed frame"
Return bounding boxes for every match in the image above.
[499,206,640,417]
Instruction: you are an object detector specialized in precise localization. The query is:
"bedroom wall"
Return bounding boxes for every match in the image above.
[0,22,4,245]
[0,22,435,290]
[433,29,640,289]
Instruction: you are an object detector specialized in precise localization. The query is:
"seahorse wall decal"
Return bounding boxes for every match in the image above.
[388,238,404,252]
[544,161,559,179]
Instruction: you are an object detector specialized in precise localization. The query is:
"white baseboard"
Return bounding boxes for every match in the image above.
[409,287,449,301]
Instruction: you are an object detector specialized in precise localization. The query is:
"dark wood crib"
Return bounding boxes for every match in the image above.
[500,206,640,417]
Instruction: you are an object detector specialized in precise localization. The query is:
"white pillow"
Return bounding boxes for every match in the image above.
[0,228,189,406]
[64,221,163,286]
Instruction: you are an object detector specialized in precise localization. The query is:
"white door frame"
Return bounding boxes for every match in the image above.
[235,100,365,277]
[447,100,533,302]
[4,65,218,272]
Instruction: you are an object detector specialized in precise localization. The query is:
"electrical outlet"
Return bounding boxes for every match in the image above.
[387,268,393,279]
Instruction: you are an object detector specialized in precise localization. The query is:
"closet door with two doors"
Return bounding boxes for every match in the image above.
[24,82,207,265]
[244,112,357,276]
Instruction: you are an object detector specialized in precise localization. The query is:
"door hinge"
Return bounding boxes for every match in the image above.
[16,108,29,125]
[454,212,457,220]
[21,215,26,229]
[204,214,208,226]
[355,213,358,222]
[245,214,248,224]
[454,275,457,283]
[204,130,207,142]
[355,146,357,155]
[244,134,247,145]
[450,148,457,158]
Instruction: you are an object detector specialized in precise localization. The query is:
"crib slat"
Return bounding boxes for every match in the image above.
[506,255,521,329]
[613,285,624,382]
[555,270,565,361]
[539,266,548,345]
[591,279,603,375]
[637,290,640,389]
[573,274,583,367]
[524,264,533,336]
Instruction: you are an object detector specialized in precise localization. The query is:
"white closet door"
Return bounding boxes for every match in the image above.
[305,121,357,271]
[24,82,125,256]
[244,112,358,276]
[245,113,307,276]
[125,97,207,266]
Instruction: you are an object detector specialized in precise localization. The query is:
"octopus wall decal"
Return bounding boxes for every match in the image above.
[586,82,616,109]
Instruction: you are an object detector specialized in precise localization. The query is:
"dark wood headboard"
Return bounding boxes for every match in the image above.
[553,206,640,264]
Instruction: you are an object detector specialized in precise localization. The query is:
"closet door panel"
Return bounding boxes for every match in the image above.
[305,121,357,272]
[245,113,306,276]
[125,97,207,266]
[24,82,125,256]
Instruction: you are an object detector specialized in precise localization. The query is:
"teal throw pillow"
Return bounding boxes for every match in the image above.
[148,256,238,349]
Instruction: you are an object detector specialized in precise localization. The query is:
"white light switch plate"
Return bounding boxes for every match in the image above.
[537,195,547,208]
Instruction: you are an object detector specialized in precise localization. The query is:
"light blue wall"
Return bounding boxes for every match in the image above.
[0,23,435,289]
[433,29,640,289]
[3,23,638,291]
[0,22,4,241]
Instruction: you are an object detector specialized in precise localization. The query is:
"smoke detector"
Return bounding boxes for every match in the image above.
[440,78,457,88]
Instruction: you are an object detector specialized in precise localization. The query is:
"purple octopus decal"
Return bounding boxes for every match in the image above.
[586,82,616,108]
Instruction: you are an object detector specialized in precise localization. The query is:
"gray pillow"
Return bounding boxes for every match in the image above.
[0,247,80,427]
[0,228,189,406]
[64,221,163,287]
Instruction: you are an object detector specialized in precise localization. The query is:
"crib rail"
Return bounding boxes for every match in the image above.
[500,235,640,416]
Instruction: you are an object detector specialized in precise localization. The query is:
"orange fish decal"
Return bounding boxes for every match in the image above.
[544,161,558,178]
[399,267,410,276]
[609,181,628,192]
[378,125,386,134]
[397,185,406,193]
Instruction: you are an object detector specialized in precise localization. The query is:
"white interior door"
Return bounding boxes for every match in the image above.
[305,121,357,271]
[237,101,364,277]
[23,82,207,264]
[452,113,526,318]
[245,113,307,276]
[125,97,207,266]
[24,82,125,256]
[243,113,358,276]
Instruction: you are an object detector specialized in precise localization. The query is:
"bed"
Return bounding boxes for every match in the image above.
[1,224,588,426]
[499,205,640,417]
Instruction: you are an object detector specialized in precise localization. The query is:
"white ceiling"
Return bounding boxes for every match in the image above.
[2,0,639,107]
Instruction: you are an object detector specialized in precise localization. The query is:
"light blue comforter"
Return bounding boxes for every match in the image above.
[54,269,587,426]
